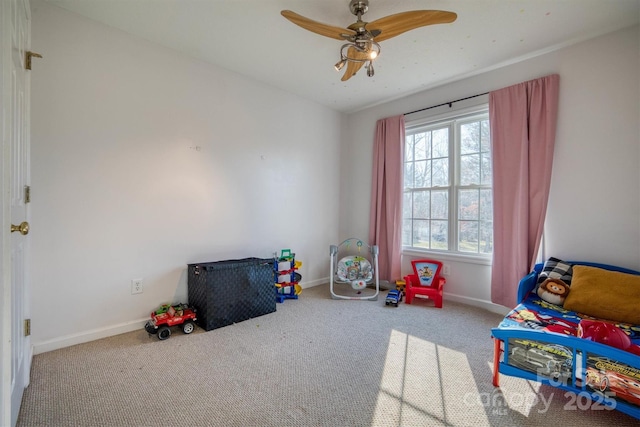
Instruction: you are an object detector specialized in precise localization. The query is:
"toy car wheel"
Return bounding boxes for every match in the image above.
[182,320,195,334]
[394,302,398,307]
[600,376,609,392]
[144,320,157,335]
[157,326,171,340]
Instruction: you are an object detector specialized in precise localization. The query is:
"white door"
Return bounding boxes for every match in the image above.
[1,0,32,426]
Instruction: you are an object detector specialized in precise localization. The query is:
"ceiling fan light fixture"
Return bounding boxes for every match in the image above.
[366,61,374,77]
[340,41,380,61]
[336,40,380,78]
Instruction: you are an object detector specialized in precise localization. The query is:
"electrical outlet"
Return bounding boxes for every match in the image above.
[442,264,451,275]
[131,279,143,294]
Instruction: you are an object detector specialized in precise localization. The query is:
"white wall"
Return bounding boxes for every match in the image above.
[30,3,343,352]
[343,25,640,312]
[29,2,640,350]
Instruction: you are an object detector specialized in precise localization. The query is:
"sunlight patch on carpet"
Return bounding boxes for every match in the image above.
[371,329,490,426]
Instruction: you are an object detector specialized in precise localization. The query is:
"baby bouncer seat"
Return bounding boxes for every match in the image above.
[329,238,379,301]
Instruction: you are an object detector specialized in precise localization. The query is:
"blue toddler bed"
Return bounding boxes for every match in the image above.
[491,260,640,420]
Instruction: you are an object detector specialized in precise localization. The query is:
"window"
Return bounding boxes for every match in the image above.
[402,109,492,256]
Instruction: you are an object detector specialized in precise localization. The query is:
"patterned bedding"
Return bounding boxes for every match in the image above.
[499,292,640,346]
[492,262,640,420]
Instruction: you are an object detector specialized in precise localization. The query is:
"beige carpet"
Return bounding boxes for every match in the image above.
[17,284,639,426]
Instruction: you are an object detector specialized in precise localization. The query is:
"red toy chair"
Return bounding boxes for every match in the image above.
[403,259,446,308]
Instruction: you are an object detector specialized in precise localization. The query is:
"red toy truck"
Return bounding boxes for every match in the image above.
[145,303,197,340]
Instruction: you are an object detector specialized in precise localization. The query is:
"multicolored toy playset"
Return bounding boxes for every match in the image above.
[274,249,302,303]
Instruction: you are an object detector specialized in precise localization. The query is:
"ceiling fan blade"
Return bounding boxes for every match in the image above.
[341,47,368,81]
[367,10,457,42]
[281,10,356,40]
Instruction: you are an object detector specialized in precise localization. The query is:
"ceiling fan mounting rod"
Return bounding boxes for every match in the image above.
[349,0,369,19]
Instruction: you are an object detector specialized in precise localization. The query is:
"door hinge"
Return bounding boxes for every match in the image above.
[25,51,42,70]
[24,319,31,337]
[24,185,30,203]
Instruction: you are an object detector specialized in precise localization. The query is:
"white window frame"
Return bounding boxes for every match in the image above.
[403,102,492,263]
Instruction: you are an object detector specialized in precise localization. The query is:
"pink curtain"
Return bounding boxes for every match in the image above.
[369,115,405,282]
[490,74,560,306]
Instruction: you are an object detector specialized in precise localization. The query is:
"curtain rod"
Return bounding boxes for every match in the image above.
[403,92,490,116]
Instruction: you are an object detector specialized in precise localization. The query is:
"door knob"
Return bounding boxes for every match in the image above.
[10,222,29,235]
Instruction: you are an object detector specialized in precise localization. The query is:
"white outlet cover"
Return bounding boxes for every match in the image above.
[131,279,143,294]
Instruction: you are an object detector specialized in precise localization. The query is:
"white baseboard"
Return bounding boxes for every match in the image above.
[443,292,510,316]
[34,280,329,354]
[33,282,507,354]
[33,318,148,355]
[300,277,328,288]
[301,278,394,289]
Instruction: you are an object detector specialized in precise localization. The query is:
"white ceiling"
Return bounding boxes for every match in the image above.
[42,0,640,113]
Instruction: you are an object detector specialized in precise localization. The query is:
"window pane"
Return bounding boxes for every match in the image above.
[481,152,492,185]
[402,219,412,246]
[459,220,479,253]
[461,121,480,154]
[459,189,479,220]
[480,220,493,254]
[460,153,480,185]
[405,134,415,162]
[414,133,428,160]
[413,190,430,219]
[432,158,448,186]
[481,120,490,153]
[480,189,492,220]
[403,192,412,219]
[431,220,448,250]
[431,190,448,219]
[432,128,448,158]
[414,160,431,188]
[404,162,414,189]
[413,220,429,248]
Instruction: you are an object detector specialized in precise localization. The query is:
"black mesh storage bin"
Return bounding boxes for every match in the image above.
[188,257,276,331]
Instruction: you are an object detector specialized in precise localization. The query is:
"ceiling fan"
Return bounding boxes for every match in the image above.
[281,0,457,81]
